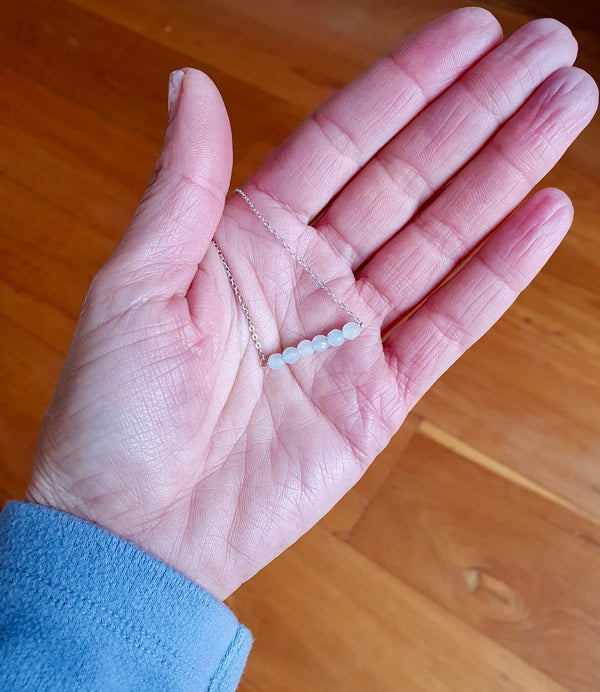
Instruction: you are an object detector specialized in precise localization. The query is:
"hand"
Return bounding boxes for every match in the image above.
[25,8,597,601]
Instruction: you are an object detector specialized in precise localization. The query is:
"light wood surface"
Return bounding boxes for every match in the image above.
[1,0,598,689]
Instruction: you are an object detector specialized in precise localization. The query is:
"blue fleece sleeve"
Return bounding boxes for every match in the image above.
[0,501,252,691]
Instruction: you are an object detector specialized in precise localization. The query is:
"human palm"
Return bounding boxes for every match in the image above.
[26,9,597,601]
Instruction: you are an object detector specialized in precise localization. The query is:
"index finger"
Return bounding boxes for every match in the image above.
[244,7,502,222]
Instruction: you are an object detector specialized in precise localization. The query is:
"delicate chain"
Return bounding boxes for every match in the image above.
[212,189,364,369]
[234,188,364,328]
[211,240,268,368]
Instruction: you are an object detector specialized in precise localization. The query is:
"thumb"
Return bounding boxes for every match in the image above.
[105,68,233,295]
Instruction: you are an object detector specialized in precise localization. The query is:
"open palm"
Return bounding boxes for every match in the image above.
[26,9,597,601]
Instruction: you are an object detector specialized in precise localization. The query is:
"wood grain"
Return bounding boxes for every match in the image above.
[419,420,598,522]
[349,433,600,691]
[229,523,568,692]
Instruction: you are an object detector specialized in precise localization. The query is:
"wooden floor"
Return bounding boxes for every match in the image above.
[1,0,599,689]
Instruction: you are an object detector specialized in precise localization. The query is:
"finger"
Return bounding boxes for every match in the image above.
[243,7,502,223]
[102,68,233,296]
[384,188,573,412]
[317,18,578,267]
[360,66,598,331]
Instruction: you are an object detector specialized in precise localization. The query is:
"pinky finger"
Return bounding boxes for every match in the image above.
[385,188,573,410]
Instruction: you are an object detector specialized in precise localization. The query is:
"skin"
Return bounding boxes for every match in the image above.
[25,8,598,601]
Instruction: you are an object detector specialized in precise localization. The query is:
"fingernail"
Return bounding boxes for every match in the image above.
[168,69,184,120]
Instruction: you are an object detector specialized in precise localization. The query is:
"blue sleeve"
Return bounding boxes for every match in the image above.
[0,501,253,691]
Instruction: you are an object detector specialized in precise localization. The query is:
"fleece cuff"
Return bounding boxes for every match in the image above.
[0,501,252,691]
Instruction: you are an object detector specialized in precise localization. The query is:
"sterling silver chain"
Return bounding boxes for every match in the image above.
[211,240,268,367]
[212,188,364,368]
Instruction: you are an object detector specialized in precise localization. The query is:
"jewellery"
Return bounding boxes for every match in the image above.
[212,188,364,370]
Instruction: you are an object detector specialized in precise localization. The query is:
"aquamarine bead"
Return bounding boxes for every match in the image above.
[312,335,329,352]
[297,339,314,357]
[282,346,300,364]
[267,353,285,370]
[327,329,345,347]
[342,321,361,340]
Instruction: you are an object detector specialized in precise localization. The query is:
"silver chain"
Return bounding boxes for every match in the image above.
[234,188,364,326]
[211,239,268,368]
[212,188,364,368]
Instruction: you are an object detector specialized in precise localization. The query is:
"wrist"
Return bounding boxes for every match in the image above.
[24,475,235,602]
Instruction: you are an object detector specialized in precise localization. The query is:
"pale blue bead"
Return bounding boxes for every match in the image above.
[342,321,361,341]
[327,329,345,347]
[312,335,329,352]
[282,346,300,364]
[267,353,285,370]
[297,339,314,357]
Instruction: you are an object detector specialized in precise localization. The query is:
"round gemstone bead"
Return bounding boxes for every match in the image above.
[327,329,345,347]
[282,346,300,364]
[312,335,329,352]
[342,321,361,341]
[267,353,285,370]
[297,339,314,357]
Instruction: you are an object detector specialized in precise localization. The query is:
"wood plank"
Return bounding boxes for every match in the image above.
[0,67,150,259]
[0,315,62,497]
[349,433,600,691]
[228,523,567,691]
[419,419,597,522]
[0,0,303,186]
[68,0,600,108]
[0,67,156,495]
[414,299,600,521]
[69,0,363,111]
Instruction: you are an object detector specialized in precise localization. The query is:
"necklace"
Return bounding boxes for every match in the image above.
[212,188,364,370]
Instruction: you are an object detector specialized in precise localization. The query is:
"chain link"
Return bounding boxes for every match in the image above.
[234,188,364,328]
[211,240,268,368]
[212,189,364,368]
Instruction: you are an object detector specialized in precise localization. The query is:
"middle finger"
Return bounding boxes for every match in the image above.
[315,18,577,268]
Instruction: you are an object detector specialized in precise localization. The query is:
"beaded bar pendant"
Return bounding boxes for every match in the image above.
[266,321,362,370]
[219,189,366,371]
